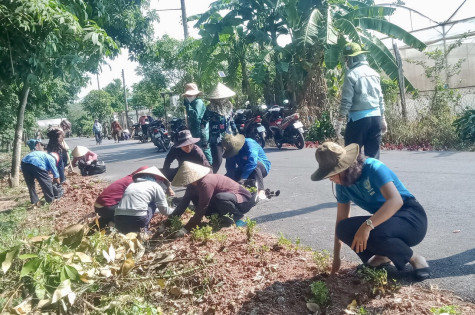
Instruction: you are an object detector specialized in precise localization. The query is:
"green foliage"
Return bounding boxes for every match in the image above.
[306,112,336,142]
[82,90,114,122]
[309,280,330,307]
[380,78,399,107]
[104,79,126,112]
[430,305,459,315]
[277,232,293,248]
[245,218,258,242]
[190,225,213,243]
[313,250,331,272]
[453,108,475,143]
[169,216,183,232]
[357,265,397,295]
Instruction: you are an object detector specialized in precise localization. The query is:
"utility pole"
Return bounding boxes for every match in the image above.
[121,69,130,129]
[180,0,189,39]
[96,73,100,90]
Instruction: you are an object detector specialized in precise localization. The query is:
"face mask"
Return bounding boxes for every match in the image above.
[186,96,196,103]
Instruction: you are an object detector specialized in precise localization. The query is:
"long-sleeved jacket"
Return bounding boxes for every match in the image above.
[225,138,271,180]
[163,144,210,171]
[202,109,237,145]
[184,98,209,143]
[339,61,384,120]
[93,122,102,134]
[21,151,59,178]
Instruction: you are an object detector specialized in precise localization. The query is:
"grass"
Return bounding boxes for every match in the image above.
[430,305,460,314]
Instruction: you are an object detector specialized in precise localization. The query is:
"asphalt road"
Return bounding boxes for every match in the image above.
[66,137,475,302]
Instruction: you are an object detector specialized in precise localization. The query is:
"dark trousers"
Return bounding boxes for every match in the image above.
[21,162,55,204]
[206,192,254,221]
[344,116,382,159]
[57,157,66,183]
[114,203,156,234]
[228,161,268,190]
[160,167,178,182]
[210,143,224,173]
[94,131,102,144]
[95,205,117,228]
[336,198,427,270]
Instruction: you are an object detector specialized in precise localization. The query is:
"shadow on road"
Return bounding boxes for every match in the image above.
[427,248,475,279]
[253,202,336,224]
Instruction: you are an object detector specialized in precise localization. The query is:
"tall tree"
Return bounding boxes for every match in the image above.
[82,90,114,121]
[104,79,126,112]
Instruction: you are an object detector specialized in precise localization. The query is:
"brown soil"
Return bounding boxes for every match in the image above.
[11,175,475,314]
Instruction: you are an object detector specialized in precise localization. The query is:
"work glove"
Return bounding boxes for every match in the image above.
[381,117,388,135]
[171,227,188,239]
[334,120,344,140]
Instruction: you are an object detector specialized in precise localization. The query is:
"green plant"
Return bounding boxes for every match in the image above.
[430,305,459,315]
[190,225,213,243]
[357,306,368,314]
[245,218,258,242]
[309,280,330,307]
[277,232,293,249]
[357,266,397,295]
[169,216,183,232]
[306,112,335,142]
[313,250,331,272]
[453,108,475,143]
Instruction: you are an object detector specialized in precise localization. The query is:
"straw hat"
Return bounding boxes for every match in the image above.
[174,129,200,148]
[311,142,359,181]
[182,83,202,96]
[222,133,245,158]
[132,166,169,185]
[171,161,211,186]
[207,83,236,100]
[72,146,89,158]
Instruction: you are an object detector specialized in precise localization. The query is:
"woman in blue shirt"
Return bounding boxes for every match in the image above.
[311,142,430,280]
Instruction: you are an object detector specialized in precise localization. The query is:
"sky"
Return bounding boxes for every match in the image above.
[77,0,473,99]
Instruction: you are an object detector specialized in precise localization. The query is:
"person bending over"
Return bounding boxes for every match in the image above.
[114,167,174,234]
[162,129,211,181]
[169,161,256,238]
[311,142,430,280]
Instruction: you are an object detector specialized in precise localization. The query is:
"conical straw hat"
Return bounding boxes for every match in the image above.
[72,146,88,158]
[133,166,169,185]
[171,161,211,186]
[207,83,236,100]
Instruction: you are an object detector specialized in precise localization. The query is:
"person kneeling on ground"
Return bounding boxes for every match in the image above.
[114,167,174,234]
[311,142,430,280]
[222,133,271,200]
[169,161,256,238]
[71,146,103,176]
[21,141,61,206]
[161,129,211,181]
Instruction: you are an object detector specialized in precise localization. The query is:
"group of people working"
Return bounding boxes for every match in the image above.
[20,42,430,280]
[93,119,126,144]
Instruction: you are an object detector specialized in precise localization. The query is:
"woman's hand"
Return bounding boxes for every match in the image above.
[331,256,341,275]
[351,223,371,253]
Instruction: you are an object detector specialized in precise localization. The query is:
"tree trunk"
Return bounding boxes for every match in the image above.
[298,61,328,126]
[10,82,30,188]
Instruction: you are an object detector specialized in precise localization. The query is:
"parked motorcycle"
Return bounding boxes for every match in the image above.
[264,105,305,149]
[234,109,266,148]
[132,123,147,143]
[150,120,171,152]
[169,117,187,144]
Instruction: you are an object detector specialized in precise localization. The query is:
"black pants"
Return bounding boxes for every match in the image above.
[206,192,254,222]
[94,131,102,144]
[344,116,382,159]
[160,167,178,182]
[336,198,427,270]
[114,203,156,234]
[21,162,55,204]
[210,143,224,173]
[95,204,117,228]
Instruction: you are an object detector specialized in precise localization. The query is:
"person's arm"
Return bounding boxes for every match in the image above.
[170,188,193,217]
[183,182,213,231]
[194,146,211,167]
[240,146,258,179]
[154,184,174,216]
[224,157,236,179]
[350,182,403,254]
[71,157,78,167]
[163,148,177,171]
[45,155,60,182]
[87,151,98,162]
[331,202,351,275]
[338,74,355,119]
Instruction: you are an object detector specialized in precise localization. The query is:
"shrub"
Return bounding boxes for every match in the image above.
[306,111,335,142]
[309,280,330,307]
[453,108,475,143]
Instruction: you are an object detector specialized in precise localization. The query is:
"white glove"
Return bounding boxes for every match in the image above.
[381,117,388,135]
[334,120,344,139]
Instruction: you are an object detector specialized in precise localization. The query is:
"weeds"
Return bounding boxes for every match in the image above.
[430,305,459,314]
[245,218,257,242]
[313,250,331,272]
[309,280,330,307]
[169,216,183,232]
[277,232,293,248]
[190,225,213,243]
[357,266,397,295]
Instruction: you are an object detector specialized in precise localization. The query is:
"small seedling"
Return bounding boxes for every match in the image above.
[357,265,397,295]
[277,232,292,248]
[357,306,368,314]
[245,218,257,242]
[169,216,183,232]
[207,213,221,231]
[190,225,213,243]
[309,280,330,307]
[313,250,331,272]
[430,305,459,315]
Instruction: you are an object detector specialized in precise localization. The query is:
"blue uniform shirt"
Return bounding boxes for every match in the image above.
[22,151,59,178]
[336,158,413,214]
[226,138,271,179]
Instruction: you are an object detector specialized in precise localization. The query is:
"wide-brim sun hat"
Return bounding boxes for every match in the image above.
[171,161,211,186]
[27,139,42,151]
[72,145,89,158]
[311,142,359,181]
[174,129,200,148]
[207,83,236,100]
[182,83,202,96]
[132,166,169,185]
[222,133,245,158]
[343,42,368,57]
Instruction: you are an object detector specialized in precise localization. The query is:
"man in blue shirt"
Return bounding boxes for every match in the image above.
[21,144,60,205]
[222,134,271,200]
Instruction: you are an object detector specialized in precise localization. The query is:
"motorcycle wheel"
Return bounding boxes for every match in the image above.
[254,132,266,148]
[275,138,283,149]
[157,139,165,152]
[164,140,171,151]
[295,131,305,149]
